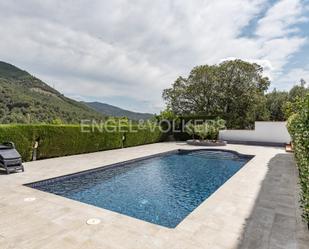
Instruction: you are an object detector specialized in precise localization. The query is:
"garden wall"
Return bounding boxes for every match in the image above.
[219,121,291,145]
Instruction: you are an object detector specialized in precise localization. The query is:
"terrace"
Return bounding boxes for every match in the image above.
[0,142,308,249]
[1,2,309,248]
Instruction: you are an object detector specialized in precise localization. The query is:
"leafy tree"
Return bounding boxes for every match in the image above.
[266,89,289,121]
[284,80,309,119]
[217,60,270,128]
[163,60,270,129]
[289,79,309,101]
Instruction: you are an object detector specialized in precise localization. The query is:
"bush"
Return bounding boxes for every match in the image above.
[35,125,123,159]
[124,126,163,147]
[287,95,309,223]
[0,124,163,161]
[0,125,35,161]
[184,119,225,140]
[194,124,209,140]
[171,116,226,141]
[185,123,196,139]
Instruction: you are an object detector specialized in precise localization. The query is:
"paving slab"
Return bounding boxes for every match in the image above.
[238,153,309,249]
[0,142,308,249]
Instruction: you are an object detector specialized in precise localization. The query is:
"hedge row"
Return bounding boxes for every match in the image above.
[0,124,164,161]
[287,95,309,223]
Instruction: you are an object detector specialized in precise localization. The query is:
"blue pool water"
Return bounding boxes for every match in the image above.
[28,150,252,228]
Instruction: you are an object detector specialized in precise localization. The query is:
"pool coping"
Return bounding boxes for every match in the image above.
[24,148,254,188]
[23,148,255,229]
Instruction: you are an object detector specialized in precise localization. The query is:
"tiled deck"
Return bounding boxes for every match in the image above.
[0,142,308,249]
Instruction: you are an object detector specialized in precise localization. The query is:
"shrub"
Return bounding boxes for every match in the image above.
[194,124,209,140]
[173,115,224,141]
[35,125,123,159]
[0,124,163,161]
[0,125,34,161]
[185,123,196,139]
[287,94,309,223]
[124,125,163,147]
[185,119,225,140]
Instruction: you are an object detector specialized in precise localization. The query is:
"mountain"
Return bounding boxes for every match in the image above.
[84,102,154,120]
[0,61,105,124]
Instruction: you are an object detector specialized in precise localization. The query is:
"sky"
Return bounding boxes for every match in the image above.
[0,0,308,114]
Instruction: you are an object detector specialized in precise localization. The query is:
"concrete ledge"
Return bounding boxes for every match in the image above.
[186,139,227,146]
[226,140,285,147]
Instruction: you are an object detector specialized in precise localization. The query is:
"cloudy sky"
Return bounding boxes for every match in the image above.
[0,0,308,113]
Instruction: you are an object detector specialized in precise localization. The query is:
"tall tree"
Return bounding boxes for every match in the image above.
[289,79,309,101]
[217,60,270,128]
[163,60,270,129]
[284,79,309,118]
[266,89,289,121]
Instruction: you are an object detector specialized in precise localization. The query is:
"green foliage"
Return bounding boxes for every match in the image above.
[84,102,154,121]
[284,97,307,119]
[163,60,270,129]
[265,89,289,121]
[0,61,105,124]
[185,123,196,139]
[0,124,163,161]
[51,118,63,125]
[0,125,35,161]
[289,79,308,100]
[194,124,209,140]
[124,126,163,147]
[284,87,309,119]
[156,108,179,121]
[154,108,181,136]
[163,60,308,128]
[186,119,225,140]
[35,125,123,159]
[282,80,309,119]
[287,94,309,223]
[283,101,295,119]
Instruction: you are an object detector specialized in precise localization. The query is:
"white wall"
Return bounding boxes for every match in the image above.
[219,121,291,144]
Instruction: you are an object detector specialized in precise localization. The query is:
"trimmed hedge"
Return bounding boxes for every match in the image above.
[0,124,163,161]
[124,126,164,147]
[0,125,35,161]
[287,95,309,223]
[35,125,123,159]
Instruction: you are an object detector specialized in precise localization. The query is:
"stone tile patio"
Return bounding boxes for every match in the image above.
[238,154,309,249]
[0,142,308,249]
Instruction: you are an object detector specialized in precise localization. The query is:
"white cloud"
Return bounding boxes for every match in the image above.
[273,67,309,90]
[0,0,308,112]
[256,0,306,38]
[259,37,307,72]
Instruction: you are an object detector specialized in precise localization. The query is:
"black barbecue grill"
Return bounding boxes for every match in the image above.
[0,142,24,174]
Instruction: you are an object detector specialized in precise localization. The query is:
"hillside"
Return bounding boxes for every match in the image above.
[84,102,154,120]
[0,61,105,123]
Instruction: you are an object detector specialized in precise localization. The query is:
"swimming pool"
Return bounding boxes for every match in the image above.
[26,149,253,228]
